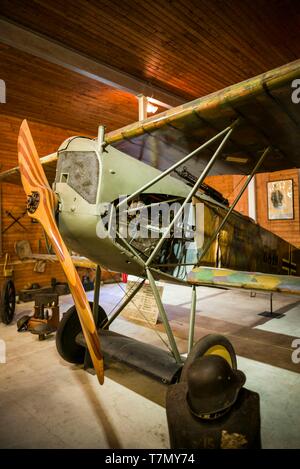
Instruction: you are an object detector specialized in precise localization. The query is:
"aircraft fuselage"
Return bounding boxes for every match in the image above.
[54,136,300,283]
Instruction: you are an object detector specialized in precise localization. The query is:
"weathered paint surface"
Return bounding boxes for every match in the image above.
[188,266,300,296]
[107,60,300,144]
[109,59,300,177]
[194,195,300,277]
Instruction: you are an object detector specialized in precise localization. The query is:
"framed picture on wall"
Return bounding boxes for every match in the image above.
[267,179,294,220]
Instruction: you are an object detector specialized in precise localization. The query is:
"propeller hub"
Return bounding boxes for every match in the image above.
[27,191,40,214]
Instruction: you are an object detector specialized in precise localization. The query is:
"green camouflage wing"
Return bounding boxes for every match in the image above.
[108,59,300,177]
[188,266,300,296]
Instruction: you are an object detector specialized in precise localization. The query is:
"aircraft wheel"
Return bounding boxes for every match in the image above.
[0,279,16,325]
[180,334,237,382]
[56,302,108,364]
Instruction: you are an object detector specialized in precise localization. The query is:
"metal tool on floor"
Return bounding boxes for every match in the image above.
[17,293,60,340]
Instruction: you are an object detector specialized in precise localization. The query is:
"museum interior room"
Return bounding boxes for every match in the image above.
[0,0,300,451]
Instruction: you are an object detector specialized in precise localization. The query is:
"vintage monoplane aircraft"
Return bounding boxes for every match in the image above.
[1,59,300,385]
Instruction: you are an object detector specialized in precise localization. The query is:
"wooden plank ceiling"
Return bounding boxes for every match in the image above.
[1,0,300,101]
[0,43,138,135]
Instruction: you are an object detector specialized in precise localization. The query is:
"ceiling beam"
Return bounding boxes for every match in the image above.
[0,17,185,109]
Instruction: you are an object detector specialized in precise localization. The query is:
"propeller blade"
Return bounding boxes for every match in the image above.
[18,120,104,384]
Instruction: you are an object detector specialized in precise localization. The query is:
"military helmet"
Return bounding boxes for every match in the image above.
[17,315,30,332]
[186,355,246,418]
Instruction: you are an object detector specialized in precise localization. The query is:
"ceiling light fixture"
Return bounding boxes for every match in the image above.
[147,101,159,114]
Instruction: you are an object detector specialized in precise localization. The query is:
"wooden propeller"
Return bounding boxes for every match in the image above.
[18,120,104,384]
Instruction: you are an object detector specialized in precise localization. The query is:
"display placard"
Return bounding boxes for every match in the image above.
[121,281,163,325]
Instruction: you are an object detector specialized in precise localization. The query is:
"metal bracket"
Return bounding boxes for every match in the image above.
[258,293,285,319]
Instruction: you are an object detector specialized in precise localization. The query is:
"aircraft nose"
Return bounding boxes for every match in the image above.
[55,138,100,205]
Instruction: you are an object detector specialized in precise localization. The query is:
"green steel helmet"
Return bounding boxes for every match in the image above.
[186,355,246,419]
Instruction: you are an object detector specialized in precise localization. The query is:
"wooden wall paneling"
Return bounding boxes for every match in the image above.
[0,114,86,170]
[205,174,249,216]
[208,169,300,248]
[0,43,138,135]
[0,186,2,256]
[0,114,80,291]
[0,182,67,292]
[0,28,139,292]
[256,169,300,247]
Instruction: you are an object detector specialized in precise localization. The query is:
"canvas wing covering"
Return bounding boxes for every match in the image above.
[188,266,300,296]
[108,59,300,178]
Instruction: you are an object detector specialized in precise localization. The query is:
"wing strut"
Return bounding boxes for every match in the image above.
[111,120,239,362]
[197,146,271,264]
[145,120,239,267]
[116,121,238,210]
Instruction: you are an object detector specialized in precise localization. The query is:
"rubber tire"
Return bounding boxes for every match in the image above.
[0,279,16,325]
[56,302,108,364]
[180,334,237,382]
